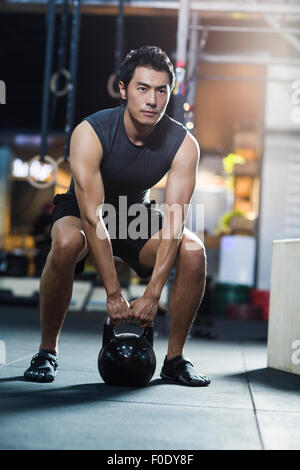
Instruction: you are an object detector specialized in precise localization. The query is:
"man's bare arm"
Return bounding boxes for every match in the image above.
[144,132,200,300]
[69,121,130,323]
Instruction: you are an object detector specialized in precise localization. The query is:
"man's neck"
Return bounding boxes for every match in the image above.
[123,106,156,146]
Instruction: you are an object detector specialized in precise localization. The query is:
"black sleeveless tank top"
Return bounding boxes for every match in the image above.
[67,104,187,209]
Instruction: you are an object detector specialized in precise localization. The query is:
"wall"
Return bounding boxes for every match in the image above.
[194,63,266,153]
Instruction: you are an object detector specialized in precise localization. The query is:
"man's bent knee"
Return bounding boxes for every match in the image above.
[50,235,85,271]
[178,235,206,274]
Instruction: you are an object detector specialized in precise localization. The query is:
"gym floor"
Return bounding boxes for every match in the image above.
[1,305,300,451]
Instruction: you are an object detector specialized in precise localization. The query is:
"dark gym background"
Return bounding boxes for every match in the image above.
[1,11,295,136]
[0,13,178,130]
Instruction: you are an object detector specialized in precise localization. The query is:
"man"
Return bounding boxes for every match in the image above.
[24,45,210,387]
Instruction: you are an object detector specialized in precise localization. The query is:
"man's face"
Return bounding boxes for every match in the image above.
[120,66,171,126]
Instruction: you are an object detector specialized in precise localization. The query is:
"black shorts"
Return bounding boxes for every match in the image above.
[51,193,164,279]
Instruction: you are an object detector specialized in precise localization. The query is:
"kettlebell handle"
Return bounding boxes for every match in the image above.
[103,316,154,347]
[102,319,115,347]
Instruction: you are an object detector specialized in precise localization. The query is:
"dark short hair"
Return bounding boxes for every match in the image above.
[119,45,175,91]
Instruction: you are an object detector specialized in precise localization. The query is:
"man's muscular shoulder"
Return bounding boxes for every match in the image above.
[171,131,200,170]
[73,120,101,144]
[71,121,103,161]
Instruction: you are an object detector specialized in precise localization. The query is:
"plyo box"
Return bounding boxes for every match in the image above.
[267,239,300,375]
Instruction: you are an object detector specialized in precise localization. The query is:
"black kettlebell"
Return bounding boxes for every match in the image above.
[98,317,156,387]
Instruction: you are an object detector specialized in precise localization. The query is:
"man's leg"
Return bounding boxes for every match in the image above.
[39,216,89,353]
[24,216,88,382]
[138,227,206,359]
[166,230,206,360]
[138,227,210,386]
